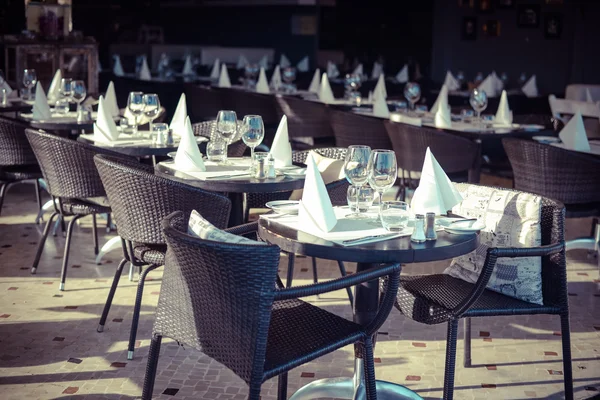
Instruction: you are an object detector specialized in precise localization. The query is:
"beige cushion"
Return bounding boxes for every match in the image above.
[289,150,347,201]
[444,185,543,305]
[188,210,264,245]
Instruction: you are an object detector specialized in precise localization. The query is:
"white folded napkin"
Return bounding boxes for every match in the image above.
[478,74,497,97]
[308,68,320,93]
[139,56,151,81]
[210,58,221,80]
[396,64,409,83]
[269,115,293,168]
[175,116,206,172]
[371,62,383,80]
[522,75,538,98]
[1,80,14,96]
[218,64,231,87]
[491,71,504,92]
[372,94,389,118]
[495,90,513,126]
[280,54,291,68]
[93,96,119,142]
[586,88,594,103]
[182,55,194,75]
[353,63,363,76]
[270,65,282,91]
[411,147,463,215]
[258,55,269,69]
[32,82,51,120]
[443,71,460,91]
[237,54,249,69]
[170,93,187,137]
[373,73,387,100]
[327,61,339,79]
[113,55,124,77]
[434,97,452,129]
[559,112,590,151]
[47,69,62,104]
[298,152,337,233]
[255,67,270,94]
[297,56,309,72]
[319,73,335,104]
[104,81,120,118]
[430,84,449,115]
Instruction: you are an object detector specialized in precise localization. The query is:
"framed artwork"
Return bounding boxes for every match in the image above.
[497,0,515,8]
[517,5,541,28]
[458,0,474,7]
[478,0,494,13]
[483,20,501,37]
[544,13,562,39]
[462,17,477,40]
[545,0,563,4]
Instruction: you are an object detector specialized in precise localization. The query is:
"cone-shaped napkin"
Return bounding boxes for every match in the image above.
[559,112,590,151]
[319,73,335,104]
[297,56,309,72]
[210,58,220,80]
[1,80,13,96]
[586,88,594,103]
[353,64,363,76]
[478,74,496,98]
[175,117,206,172]
[326,61,339,79]
[218,65,231,88]
[104,81,120,118]
[495,90,513,126]
[93,96,119,142]
[443,71,460,91]
[280,54,291,68]
[411,147,463,215]
[32,82,51,120]
[139,56,151,80]
[308,68,320,93]
[47,69,62,104]
[237,54,248,69]
[113,55,124,76]
[373,73,387,100]
[182,55,194,75]
[396,64,408,83]
[269,116,293,168]
[258,55,269,69]
[522,75,538,98]
[434,96,452,129]
[298,152,337,233]
[170,93,187,137]
[430,84,448,115]
[256,67,270,94]
[270,65,282,91]
[372,94,389,118]
[371,62,383,79]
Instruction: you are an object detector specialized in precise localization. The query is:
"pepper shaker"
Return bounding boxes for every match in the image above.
[425,212,437,241]
[165,128,174,146]
[411,214,427,243]
[255,159,266,179]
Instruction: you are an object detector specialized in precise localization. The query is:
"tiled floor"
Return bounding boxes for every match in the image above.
[0,182,599,400]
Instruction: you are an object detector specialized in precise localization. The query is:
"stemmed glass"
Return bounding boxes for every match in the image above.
[142,93,161,131]
[71,80,87,111]
[127,91,144,136]
[244,64,259,89]
[23,69,37,100]
[216,110,238,164]
[241,115,264,170]
[469,88,488,128]
[367,149,398,219]
[282,67,297,93]
[344,73,362,105]
[403,82,421,113]
[344,145,371,219]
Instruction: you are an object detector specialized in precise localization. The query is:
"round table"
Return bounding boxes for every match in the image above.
[258,218,479,400]
[77,136,209,158]
[0,101,32,114]
[156,162,305,227]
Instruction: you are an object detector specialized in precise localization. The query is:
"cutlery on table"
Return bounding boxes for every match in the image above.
[342,233,399,244]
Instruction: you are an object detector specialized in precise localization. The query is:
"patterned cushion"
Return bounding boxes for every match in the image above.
[444,185,543,305]
[188,210,265,246]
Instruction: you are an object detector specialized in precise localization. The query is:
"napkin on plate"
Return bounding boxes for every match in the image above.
[279,54,291,68]
[298,152,337,233]
[269,115,293,168]
[218,64,231,88]
[522,75,538,98]
[138,56,151,81]
[256,67,270,94]
[411,147,463,215]
[170,93,187,137]
[326,61,339,79]
[258,55,269,69]
[430,84,448,114]
[93,96,119,143]
[586,88,594,103]
[47,69,62,104]
[495,90,513,126]
[210,58,221,80]
[319,73,335,104]
[270,65,282,91]
[353,63,363,76]
[396,64,408,83]
[308,68,320,93]
[32,82,51,120]
[443,71,460,91]
[559,112,590,152]
[175,116,206,172]
[371,61,383,80]
[113,55,125,77]
[372,94,390,118]
[373,74,387,100]
[237,54,248,69]
[297,56,309,72]
[104,81,120,118]
[478,74,497,98]
[182,55,194,76]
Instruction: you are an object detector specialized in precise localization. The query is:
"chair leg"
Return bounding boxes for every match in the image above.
[0,182,7,216]
[463,317,472,368]
[286,253,295,288]
[560,314,574,400]
[277,372,288,400]
[311,257,318,284]
[337,260,354,307]
[31,212,58,274]
[34,179,42,212]
[128,264,161,360]
[106,213,112,233]
[141,334,162,400]
[443,319,459,400]
[363,336,377,400]
[97,258,128,332]
[92,214,99,255]
[59,215,82,291]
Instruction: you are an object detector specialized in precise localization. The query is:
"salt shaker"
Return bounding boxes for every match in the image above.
[266,154,276,178]
[425,212,437,241]
[255,159,266,179]
[411,214,426,243]
[165,128,174,146]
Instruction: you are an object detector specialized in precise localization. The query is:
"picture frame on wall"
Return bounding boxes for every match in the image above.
[544,13,563,39]
[497,0,515,8]
[517,5,541,28]
[483,20,501,37]
[478,0,494,13]
[462,17,477,40]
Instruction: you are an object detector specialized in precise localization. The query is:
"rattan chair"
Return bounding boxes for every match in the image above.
[382,183,571,400]
[94,154,231,360]
[25,129,132,290]
[191,120,247,158]
[330,109,392,149]
[0,116,43,216]
[141,210,402,400]
[274,95,334,148]
[183,83,224,122]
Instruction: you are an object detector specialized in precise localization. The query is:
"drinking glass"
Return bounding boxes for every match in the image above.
[347,186,375,213]
[60,78,73,101]
[216,110,238,163]
[207,140,227,162]
[469,88,488,127]
[380,201,410,232]
[282,67,297,93]
[474,72,484,83]
[23,69,37,100]
[152,122,169,145]
[142,93,161,131]
[367,149,398,218]
[244,64,259,89]
[241,115,264,168]
[344,145,371,219]
[403,82,421,112]
[127,91,144,135]
[71,80,87,111]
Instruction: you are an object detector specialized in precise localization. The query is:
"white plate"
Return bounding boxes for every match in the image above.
[265,200,299,215]
[521,124,545,131]
[532,136,560,144]
[437,218,485,234]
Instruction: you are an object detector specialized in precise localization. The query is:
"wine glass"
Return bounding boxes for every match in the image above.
[142,93,161,131]
[60,78,73,101]
[23,69,37,100]
[367,149,398,219]
[127,91,144,135]
[469,88,488,127]
[344,145,371,219]
[244,64,259,89]
[241,115,264,170]
[216,110,238,164]
[71,80,87,111]
[282,67,297,93]
[403,82,421,113]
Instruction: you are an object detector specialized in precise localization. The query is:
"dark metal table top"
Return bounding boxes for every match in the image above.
[0,101,32,113]
[77,136,208,157]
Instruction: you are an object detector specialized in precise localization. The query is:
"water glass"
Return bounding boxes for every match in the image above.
[71,80,87,111]
[403,82,421,112]
[143,93,160,131]
[54,98,70,114]
[344,145,371,219]
[241,115,264,166]
[207,140,227,162]
[469,88,488,126]
[380,201,410,232]
[23,69,37,96]
[127,91,144,134]
[347,186,375,213]
[60,78,73,101]
[393,100,408,112]
[216,110,238,163]
[152,122,169,145]
[367,149,398,215]
[120,117,135,134]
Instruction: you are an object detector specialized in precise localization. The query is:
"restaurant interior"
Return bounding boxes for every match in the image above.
[0,0,599,399]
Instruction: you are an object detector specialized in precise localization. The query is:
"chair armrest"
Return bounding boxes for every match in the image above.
[225,221,258,238]
[274,263,401,301]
